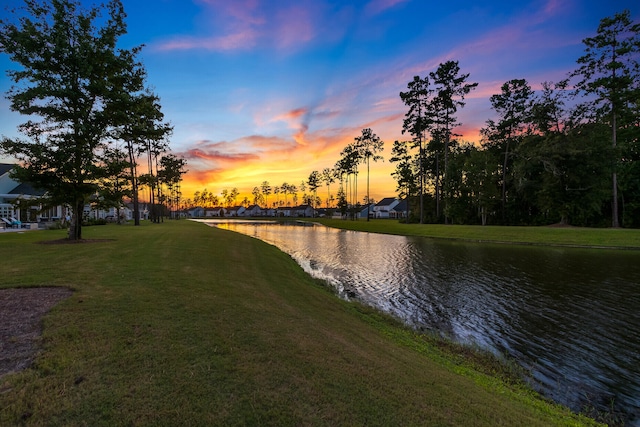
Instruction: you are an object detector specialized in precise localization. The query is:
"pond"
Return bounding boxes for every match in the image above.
[202,219,640,424]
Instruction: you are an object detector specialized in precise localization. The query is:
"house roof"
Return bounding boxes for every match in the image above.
[9,182,47,197]
[1,164,47,197]
[392,199,408,212]
[375,197,397,207]
[0,163,14,176]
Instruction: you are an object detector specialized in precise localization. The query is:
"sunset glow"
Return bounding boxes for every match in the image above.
[1,0,637,204]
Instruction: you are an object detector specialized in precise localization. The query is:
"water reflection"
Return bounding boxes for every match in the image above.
[201,219,640,424]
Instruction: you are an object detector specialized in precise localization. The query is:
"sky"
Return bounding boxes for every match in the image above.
[1,0,638,205]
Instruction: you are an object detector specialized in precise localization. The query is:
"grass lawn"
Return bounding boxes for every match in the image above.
[304,218,640,249]
[0,221,601,426]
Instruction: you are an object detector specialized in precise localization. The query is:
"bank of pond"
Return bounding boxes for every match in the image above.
[204,219,640,426]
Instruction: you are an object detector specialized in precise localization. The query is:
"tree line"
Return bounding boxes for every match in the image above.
[391,10,639,227]
[204,10,636,228]
[188,127,384,221]
[191,11,639,228]
[0,0,187,239]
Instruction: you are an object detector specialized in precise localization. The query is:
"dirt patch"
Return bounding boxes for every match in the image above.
[0,287,73,378]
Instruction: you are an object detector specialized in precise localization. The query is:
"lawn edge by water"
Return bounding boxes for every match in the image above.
[301,218,640,250]
[0,221,602,426]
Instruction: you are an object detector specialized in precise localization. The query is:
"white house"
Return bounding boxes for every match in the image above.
[226,206,246,217]
[206,207,226,217]
[189,207,205,217]
[291,204,315,217]
[276,206,292,217]
[245,204,263,217]
[373,197,400,218]
[357,203,376,219]
[0,163,60,224]
[389,199,408,219]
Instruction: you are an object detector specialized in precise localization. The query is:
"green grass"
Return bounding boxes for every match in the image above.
[0,221,601,426]
[303,218,640,249]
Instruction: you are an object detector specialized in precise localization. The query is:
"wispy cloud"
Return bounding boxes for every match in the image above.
[167,0,612,198]
[184,147,260,163]
[155,0,330,53]
[156,30,259,51]
[365,0,409,16]
[274,6,316,49]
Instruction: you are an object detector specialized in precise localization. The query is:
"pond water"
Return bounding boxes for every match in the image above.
[202,219,640,424]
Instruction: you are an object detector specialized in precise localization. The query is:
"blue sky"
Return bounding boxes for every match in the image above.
[1,0,638,202]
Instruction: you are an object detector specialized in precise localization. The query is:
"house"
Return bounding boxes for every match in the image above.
[373,197,400,218]
[124,202,150,221]
[1,163,160,224]
[291,204,315,217]
[357,203,376,219]
[276,206,291,217]
[206,207,226,217]
[390,199,408,219]
[0,163,56,223]
[316,208,331,217]
[245,204,263,217]
[189,207,205,218]
[226,206,246,217]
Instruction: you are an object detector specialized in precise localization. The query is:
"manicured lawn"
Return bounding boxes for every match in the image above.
[305,218,640,249]
[0,221,601,425]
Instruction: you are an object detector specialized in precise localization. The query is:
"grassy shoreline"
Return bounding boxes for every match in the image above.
[300,218,640,249]
[1,221,601,425]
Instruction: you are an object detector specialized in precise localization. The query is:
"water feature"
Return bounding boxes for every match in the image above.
[201,219,640,424]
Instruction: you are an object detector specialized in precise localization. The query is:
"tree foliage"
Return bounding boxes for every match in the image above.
[0,0,180,237]
[571,9,640,227]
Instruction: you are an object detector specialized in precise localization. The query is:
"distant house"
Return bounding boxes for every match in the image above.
[206,207,226,217]
[357,203,376,219]
[226,206,246,217]
[316,208,331,217]
[292,204,315,217]
[276,206,291,217]
[373,197,400,218]
[245,204,263,217]
[125,202,149,221]
[189,207,205,218]
[390,199,408,219]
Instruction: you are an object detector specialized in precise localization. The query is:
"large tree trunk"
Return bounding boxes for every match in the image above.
[501,139,510,223]
[68,199,84,240]
[127,141,140,226]
[611,112,620,228]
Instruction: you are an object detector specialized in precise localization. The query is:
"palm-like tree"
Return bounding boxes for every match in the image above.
[355,128,384,221]
[260,181,271,208]
[321,168,335,208]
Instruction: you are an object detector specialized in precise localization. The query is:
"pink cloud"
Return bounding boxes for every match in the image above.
[197,0,264,26]
[275,6,316,50]
[156,30,258,51]
[274,107,308,122]
[156,1,329,53]
[183,148,259,163]
[365,0,409,16]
